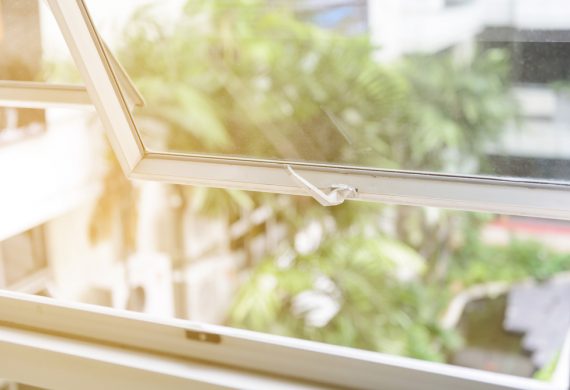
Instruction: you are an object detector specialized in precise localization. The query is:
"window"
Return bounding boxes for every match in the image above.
[43,0,569,220]
[1,0,570,389]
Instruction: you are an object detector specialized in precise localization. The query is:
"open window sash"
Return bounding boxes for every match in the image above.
[41,0,570,221]
[0,0,565,219]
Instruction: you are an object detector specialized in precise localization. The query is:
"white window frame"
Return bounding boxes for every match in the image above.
[0,1,569,388]
[0,290,567,390]
[0,0,564,220]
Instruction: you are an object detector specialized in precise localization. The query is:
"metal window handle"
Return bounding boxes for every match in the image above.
[286,165,357,207]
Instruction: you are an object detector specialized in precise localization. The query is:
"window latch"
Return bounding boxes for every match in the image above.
[286,165,357,207]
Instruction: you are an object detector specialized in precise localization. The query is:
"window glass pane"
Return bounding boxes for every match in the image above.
[18,173,569,381]
[0,0,80,84]
[87,0,570,183]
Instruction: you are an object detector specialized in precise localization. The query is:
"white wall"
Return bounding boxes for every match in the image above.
[0,109,101,241]
[368,0,484,59]
[483,0,570,31]
[369,0,570,61]
[44,199,119,302]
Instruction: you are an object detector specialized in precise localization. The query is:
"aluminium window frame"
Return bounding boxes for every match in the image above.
[48,0,570,220]
[0,0,568,388]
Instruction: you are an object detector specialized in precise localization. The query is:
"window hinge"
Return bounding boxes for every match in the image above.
[286,165,357,207]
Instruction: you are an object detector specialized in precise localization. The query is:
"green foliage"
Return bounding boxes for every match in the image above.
[115,0,520,274]
[107,0,542,367]
[120,0,515,174]
[230,232,461,362]
[115,0,519,258]
[400,49,518,171]
[450,235,570,286]
[120,0,408,167]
